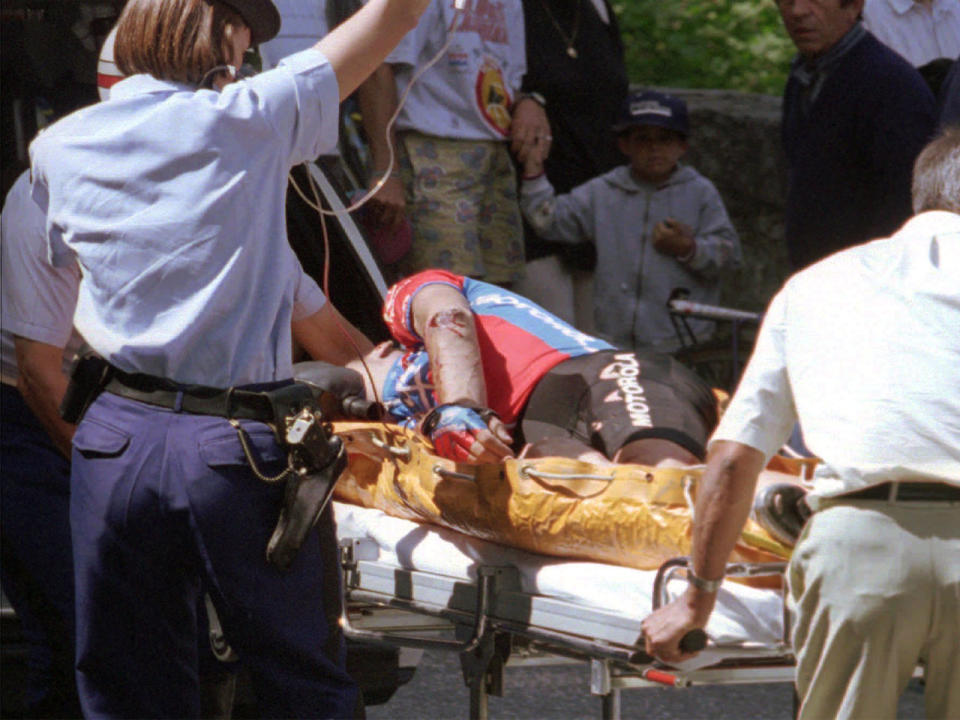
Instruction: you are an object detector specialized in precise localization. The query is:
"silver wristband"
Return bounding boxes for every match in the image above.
[687,568,723,593]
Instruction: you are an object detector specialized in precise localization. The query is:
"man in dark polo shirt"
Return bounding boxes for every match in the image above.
[778,0,937,269]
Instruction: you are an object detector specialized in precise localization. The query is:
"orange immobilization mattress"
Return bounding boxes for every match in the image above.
[332,422,806,572]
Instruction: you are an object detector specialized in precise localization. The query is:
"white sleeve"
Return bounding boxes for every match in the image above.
[239,48,341,165]
[259,0,332,69]
[291,261,327,321]
[1,172,80,347]
[709,287,797,462]
[386,0,437,66]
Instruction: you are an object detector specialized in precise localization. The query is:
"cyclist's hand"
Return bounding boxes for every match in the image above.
[424,405,514,464]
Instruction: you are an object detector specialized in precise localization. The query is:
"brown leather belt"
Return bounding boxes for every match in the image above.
[843,482,960,502]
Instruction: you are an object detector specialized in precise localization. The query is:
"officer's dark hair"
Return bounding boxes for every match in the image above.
[912,126,960,214]
[114,0,246,85]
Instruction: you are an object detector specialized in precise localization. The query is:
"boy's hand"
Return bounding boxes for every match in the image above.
[652,218,695,258]
[522,151,545,179]
[511,98,551,165]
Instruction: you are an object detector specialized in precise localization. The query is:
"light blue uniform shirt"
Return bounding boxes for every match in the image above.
[0,170,85,384]
[29,49,337,387]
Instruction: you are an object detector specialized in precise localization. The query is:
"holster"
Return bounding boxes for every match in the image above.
[256,378,353,571]
[265,436,347,571]
[60,352,112,424]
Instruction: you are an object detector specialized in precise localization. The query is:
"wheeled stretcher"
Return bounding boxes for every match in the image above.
[329,423,805,719]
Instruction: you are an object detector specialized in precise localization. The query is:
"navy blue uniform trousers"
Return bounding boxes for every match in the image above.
[1,383,81,717]
[70,390,357,718]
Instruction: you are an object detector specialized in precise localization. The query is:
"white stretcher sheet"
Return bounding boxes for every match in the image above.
[334,502,789,670]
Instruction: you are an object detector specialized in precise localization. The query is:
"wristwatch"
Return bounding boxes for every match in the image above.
[687,567,723,593]
[516,91,547,108]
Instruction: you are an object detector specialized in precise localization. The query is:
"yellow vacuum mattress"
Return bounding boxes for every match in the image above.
[332,422,808,572]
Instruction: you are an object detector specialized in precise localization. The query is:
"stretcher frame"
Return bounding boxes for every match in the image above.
[338,538,795,720]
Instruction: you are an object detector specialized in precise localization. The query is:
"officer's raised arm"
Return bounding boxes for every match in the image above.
[317,0,431,101]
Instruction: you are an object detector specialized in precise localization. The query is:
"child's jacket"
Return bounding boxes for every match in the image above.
[521,164,741,348]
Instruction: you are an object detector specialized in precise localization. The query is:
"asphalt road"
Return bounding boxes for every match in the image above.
[366,649,927,720]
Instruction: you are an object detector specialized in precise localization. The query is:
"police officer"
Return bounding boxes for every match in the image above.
[1,161,354,717]
[27,0,429,716]
[1,170,84,718]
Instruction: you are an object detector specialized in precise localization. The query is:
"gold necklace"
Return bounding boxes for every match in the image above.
[537,0,582,59]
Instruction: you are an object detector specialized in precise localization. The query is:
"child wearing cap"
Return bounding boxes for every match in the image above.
[519,90,741,350]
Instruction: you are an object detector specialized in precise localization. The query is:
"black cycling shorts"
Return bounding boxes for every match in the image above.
[518,350,719,460]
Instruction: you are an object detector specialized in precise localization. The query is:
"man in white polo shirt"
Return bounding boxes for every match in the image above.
[642,127,960,720]
[862,0,960,68]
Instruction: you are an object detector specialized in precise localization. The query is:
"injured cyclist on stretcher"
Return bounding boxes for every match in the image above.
[336,270,810,545]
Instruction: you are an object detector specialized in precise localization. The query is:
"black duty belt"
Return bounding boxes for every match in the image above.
[104,369,275,422]
[843,482,960,502]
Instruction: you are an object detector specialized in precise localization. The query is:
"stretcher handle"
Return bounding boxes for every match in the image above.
[641,667,691,688]
[667,297,762,324]
[679,629,707,653]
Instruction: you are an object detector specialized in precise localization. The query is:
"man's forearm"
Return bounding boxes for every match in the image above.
[292,303,374,366]
[690,440,766,581]
[356,64,400,173]
[641,439,766,659]
[14,338,73,457]
[316,0,427,101]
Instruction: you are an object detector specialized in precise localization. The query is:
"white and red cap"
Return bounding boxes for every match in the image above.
[96,26,121,101]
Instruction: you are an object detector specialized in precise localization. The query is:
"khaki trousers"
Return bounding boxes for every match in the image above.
[788,499,960,719]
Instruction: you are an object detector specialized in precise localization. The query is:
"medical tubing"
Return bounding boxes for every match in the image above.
[309,181,391,435]
[292,6,467,218]
[289,4,471,442]
[288,4,470,439]
[297,162,387,424]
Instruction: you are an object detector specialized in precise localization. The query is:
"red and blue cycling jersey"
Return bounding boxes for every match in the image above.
[381,270,613,427]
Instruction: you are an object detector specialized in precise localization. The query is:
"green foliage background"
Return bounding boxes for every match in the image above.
[613,0,795,94]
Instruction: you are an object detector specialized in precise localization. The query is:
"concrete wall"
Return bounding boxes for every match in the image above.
[652,87,790,313]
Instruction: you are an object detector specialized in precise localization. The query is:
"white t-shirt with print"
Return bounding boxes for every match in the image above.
[259,0,331,69]
[388,0,526,140]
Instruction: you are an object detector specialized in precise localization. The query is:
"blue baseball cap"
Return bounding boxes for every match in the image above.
[613,91,689,137]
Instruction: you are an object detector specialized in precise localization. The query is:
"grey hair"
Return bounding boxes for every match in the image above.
[912,126,960,214]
